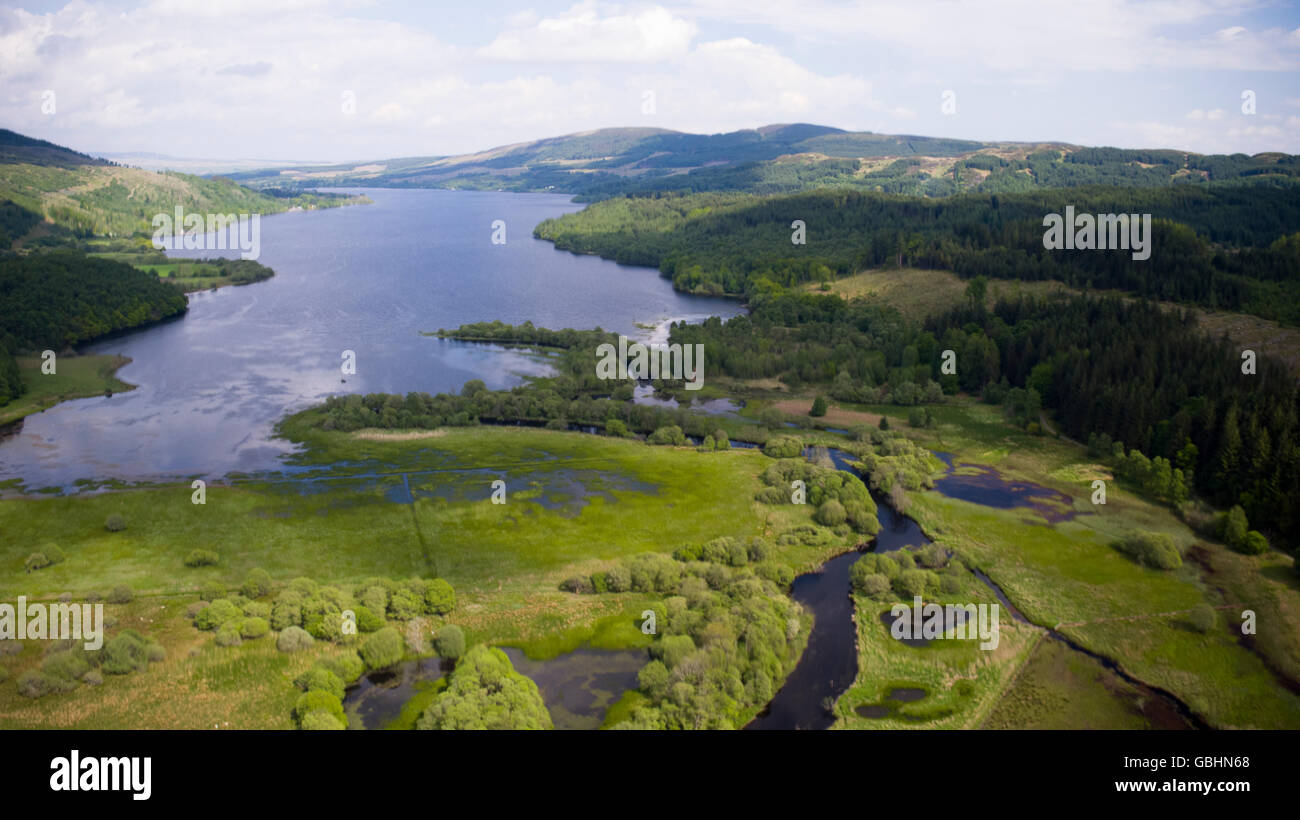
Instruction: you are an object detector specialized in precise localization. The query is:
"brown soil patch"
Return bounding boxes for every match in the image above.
[771,399,883,428]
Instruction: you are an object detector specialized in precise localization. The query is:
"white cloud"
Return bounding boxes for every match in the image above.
[478,2,697,62]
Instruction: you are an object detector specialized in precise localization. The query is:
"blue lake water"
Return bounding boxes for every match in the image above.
[0,189,743,489]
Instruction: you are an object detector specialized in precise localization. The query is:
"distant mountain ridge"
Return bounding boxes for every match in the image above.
[220,123,1299,199]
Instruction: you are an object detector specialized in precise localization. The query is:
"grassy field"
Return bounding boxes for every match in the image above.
[0,354,133,426]
[807,267,1070,321]
[874,397,1300,729]
[0,424,830,728]
[834,558,1041,729]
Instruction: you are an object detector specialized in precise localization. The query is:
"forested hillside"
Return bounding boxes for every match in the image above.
[535,181,1300,323]
[665,290,1299,544]
[0,250,188,352]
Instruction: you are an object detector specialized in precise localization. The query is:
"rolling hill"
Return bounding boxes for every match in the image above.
[0,128,365,239]
[223,123,1300,199]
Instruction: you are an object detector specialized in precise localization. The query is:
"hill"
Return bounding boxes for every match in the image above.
[0,128,366,238]
[224,123,1300,199]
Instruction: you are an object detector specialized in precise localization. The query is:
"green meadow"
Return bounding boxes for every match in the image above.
[872,398,1300,729]
[0,354,133,426]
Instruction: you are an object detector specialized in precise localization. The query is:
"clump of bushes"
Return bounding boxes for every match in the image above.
[277,626,315,653]
[435,625,466,661]
[647,425,686,446]
[762,436,803,459]
[1114,531,1183,570]
[184,549,220,567]
[359,627,405,670]
[104,514,127,532]
[106,585,134,604]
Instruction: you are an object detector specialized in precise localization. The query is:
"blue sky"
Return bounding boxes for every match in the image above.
[1,0,1297,161]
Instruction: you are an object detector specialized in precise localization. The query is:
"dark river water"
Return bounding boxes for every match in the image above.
[0,189,743,489]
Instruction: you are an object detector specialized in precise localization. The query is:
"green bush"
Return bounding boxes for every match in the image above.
[1238,530,1269,556]
[300,667,345,700]
[1114,531,1183,570]
[423,578,456,615]
[294,690,346,728]
[184,549,219,568]
[24,553,51,573]
[416,645,551,730]
[106,585,133,604]
[359,627,405,670]
[814,499,847,527]
[101,630,154,675]
[215,620,243,647]
[387,588,422,620]
[240,617,270,640]
[198,580,225,602]
[648,425,686,446]
[317,652,366,684]
[435,625,466,661]
[241,568,272,599]
[810,396,828,417]
[194,598,241,631]
[892,568,931,599]
[301,710,346,730]
[762,436,803,459]
[277,626,315,653]
[104,514,126,532]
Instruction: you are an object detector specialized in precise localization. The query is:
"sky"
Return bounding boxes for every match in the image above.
[1,0,1298,162]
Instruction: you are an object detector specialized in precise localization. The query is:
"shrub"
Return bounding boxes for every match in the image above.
[1218,505,1249,549]
[810,396,828,417]
[300,667,345,700]
[17,670,52,699]
[241,568,272,599]
[814,499,847,527]
[590,571,609,594]
[294,690,346,728]
[301,710,346,730]
[423,578,456,615]
[605,418,629,437]
[435,625,466,661]
[762,436,803,459]
[560,575,594,594]
[352,605,383,633]
[360,627,405,670]
[101,630,153,675]
[83,669,103,687]
[893,569,931,599]
[1238,530,1269,556]
[240,617,270,640]
[241,600,271,620]
[712,429,730,450]
[215,621,244,647]
[277,626,315,653]
[184,549,219,568]
[146,643,165,663]
[1189,605,1216,634]
[106,585,134,604]
[1114,531,1183,570]
[605,564,632,593]
[387,588,422,621]
[198,580,226,602]
[104,514,126,532]
[318,652,366,684]
[648,425,686,446]
[194,598,241,631]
